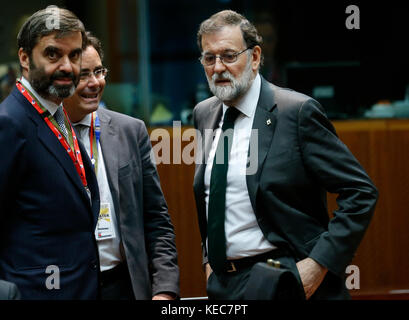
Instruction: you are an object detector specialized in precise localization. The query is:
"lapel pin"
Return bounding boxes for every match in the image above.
[266,119,272,126]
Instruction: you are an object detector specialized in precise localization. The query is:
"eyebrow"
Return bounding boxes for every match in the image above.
[80,65,103,73]
[44,46,61,55]
[43,46,83,56]
[203,49,237,55]
[70,48,83,56]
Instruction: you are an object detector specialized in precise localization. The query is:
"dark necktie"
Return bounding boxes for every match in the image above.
[208,106,241,273]
[73,124,91,158]
[73,124,88,141]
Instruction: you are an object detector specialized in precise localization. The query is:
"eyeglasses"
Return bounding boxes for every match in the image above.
[199,47,253,66]
[79,67,108,82]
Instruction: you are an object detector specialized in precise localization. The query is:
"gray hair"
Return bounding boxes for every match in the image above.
[197,10,263,62]
[17,6,86,56]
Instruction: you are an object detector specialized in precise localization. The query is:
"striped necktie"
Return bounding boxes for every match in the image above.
[54,105,69,141]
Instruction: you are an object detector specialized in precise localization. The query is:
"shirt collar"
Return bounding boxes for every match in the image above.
[222,73,261,118]
[72,112,92,128]
[21,76,62,116]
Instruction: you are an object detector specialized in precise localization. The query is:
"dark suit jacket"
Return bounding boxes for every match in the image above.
[0,87,100,299]
[97,108,179,299]
[193,76,378,293]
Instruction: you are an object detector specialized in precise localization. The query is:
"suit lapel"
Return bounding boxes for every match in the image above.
[29,106,92,207]
[193,100,223,243]
[97,109,120,217]
[194,100,223,198]
[246,77,277,212]
[79,140,100,227]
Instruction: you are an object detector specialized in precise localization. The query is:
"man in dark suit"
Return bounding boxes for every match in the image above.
[0,7,100,299]
[64,32,179,299]
[193,10,378,300]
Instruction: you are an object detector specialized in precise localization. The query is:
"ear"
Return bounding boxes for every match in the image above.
[18,48,30,74]
[251,45,262,72]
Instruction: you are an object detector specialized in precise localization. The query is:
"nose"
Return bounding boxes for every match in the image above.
[58,55,73,74]
[87,73,99,87]
[213,56,226,73]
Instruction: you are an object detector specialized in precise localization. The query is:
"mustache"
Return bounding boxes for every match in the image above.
[211,71,234,82]
[50,71,76,82]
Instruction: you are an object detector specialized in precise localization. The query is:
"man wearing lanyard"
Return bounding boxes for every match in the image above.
[0,7,100,299]
[64,32,179,300]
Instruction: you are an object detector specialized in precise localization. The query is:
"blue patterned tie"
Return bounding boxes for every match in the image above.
[208,106,241,273]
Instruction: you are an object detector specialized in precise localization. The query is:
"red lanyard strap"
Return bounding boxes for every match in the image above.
[16,81,88,188]
[88,111,101,173]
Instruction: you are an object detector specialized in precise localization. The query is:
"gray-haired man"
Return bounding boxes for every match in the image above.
[193,10,378,300]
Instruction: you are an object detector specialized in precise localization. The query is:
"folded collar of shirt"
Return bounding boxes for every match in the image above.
[222,73,261,118]
[20,76,61,117]
[72,112,92,128]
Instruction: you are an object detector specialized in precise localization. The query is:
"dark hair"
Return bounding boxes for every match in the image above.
[17,6,86,56]
[84,31,104,61]
[197,10,263,53]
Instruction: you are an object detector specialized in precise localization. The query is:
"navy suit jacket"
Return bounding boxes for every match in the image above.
[0,87,100,299]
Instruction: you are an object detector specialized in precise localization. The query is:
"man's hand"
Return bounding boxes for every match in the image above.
[152,293,177,300]
[296,257,327,300]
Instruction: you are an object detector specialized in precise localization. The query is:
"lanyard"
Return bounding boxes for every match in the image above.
[89,111,100,173]
[16,81,88,189]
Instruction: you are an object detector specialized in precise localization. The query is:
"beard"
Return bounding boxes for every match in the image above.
[207,57,254,104]
[29,59,78,101]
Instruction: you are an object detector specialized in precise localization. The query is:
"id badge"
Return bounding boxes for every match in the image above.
[95,202,116,240]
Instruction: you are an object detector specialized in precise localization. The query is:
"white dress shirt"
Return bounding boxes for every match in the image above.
[21,77,61,116]
[73,113,123,272]
[204,73,276,259]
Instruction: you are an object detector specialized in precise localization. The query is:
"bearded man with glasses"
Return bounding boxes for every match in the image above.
[193,10,378,300]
